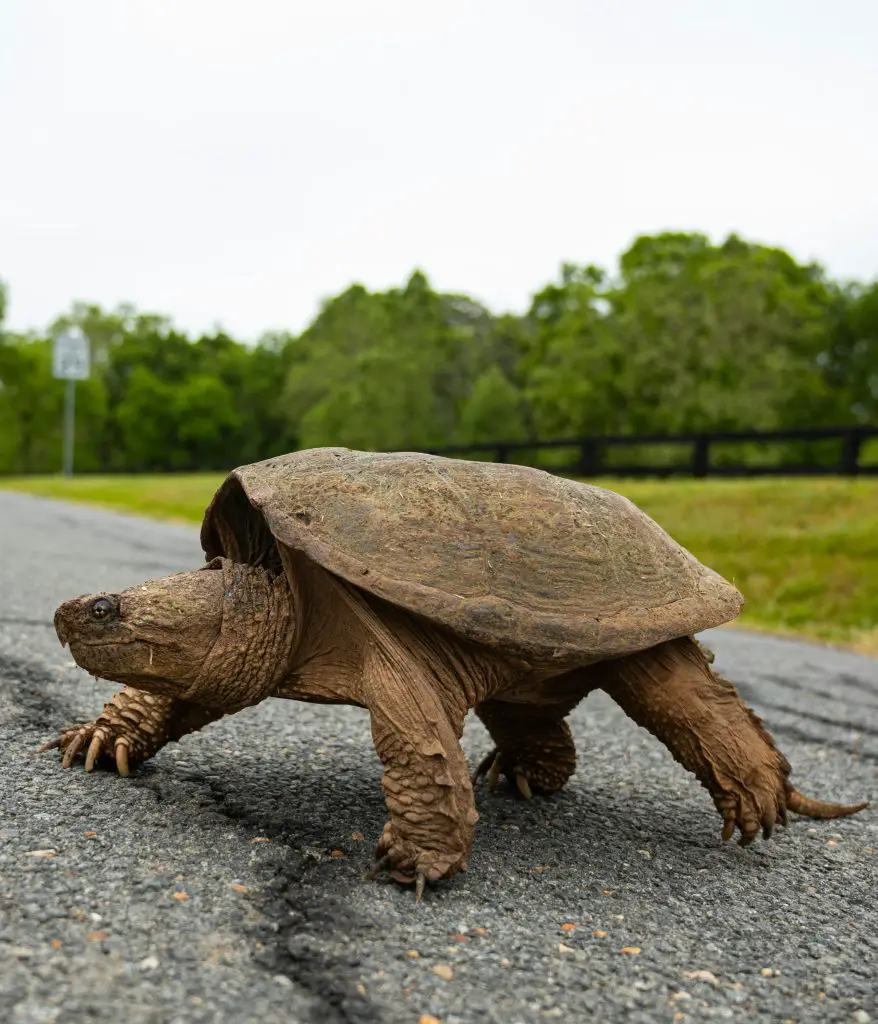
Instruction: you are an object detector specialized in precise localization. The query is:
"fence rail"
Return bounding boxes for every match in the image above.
[425,426,878,478]
[2,426,876,478]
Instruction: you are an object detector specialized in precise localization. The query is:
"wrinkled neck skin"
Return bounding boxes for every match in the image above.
[185,560,296,710]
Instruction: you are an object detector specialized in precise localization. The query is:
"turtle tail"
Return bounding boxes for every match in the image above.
[786,787,869,820]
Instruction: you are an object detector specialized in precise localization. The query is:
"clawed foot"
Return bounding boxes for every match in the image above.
[38,721,137,776]
[366,822,468,902]
[711,765,789,847]
[471,748,534,799]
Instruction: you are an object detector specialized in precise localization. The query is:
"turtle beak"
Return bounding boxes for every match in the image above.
[54,605,71,648]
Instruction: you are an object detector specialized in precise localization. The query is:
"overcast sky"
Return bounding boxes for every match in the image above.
[1,0,876,341]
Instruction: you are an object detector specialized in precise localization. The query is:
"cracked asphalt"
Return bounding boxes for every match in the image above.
[0,489,876,1024]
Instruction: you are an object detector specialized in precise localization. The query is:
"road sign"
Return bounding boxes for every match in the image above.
[52,328,90,380]
[52,328,90,476]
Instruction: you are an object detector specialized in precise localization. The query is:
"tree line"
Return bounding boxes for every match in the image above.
[1,231,876,474]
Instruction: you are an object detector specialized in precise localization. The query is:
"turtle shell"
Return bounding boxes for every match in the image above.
[200,448,742,665]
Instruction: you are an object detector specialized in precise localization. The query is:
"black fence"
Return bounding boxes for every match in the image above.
[4,426,876,479]
[426,426,878,478]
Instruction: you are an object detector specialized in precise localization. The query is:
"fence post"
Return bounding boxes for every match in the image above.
[692,435,710,478]
[576,440,601,477]
[840,428,862,475]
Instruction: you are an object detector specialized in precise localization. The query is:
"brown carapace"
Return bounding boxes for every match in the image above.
[43,449,869,899]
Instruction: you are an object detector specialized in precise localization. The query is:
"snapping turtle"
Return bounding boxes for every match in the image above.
[44,448,868,897]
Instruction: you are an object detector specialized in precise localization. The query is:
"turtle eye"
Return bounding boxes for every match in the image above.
[88,597,118,622]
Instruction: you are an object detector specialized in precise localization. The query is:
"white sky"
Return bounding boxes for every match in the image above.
[1,0,877,341]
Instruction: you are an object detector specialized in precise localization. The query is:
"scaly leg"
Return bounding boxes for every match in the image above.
[38,686,227,776]
[471,695,585,799]
[595,636,868,845]
[362,636,477,901]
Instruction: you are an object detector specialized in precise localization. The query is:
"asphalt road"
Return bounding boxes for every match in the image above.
[1,490,876,1024]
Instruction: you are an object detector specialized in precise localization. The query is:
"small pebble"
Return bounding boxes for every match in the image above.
[684,970,718,984]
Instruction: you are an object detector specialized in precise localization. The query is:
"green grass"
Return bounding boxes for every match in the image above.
[3,473,876,655]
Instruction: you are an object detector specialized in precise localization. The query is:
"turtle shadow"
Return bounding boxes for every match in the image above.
[130,715,788,898]
[118,692,869,914]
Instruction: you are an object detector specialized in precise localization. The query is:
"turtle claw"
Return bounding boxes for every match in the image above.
[366,855,392,881]
[471,748,500,787]
[515,770,533,801]
[368,822,466,899]
[40,721,139,776]
[85,733,103,773]
[713,772,785,847]
[115,742,130,777]
[472,749,534,800]
[61,731,86,768]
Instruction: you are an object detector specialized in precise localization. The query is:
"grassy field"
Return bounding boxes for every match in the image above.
[2,473,876,655]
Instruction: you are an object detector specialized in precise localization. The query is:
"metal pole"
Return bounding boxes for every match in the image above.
[63,379,76,477]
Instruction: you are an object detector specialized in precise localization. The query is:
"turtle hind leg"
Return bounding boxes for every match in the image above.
[595,636,868,845]
[472,695,583,798]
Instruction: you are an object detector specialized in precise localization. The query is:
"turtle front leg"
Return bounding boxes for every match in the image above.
[472,696,583,799]
[38,686,227,776]
[362,647,477,900]
[595,637,868,845]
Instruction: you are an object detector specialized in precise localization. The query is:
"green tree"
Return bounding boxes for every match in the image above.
[1,230,873,476]
[605,233,840,432]
[823,280,878,423]
[283,271,494,451]
[453,365,529,444]
[0,331,107,473]
[519,263,627,437]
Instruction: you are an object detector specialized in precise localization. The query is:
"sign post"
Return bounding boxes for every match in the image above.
[52,328,90,477]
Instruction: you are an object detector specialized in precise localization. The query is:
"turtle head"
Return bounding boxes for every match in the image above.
[54,562,228,698]
[54,558,295,707]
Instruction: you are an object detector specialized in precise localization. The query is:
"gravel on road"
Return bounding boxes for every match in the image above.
[1,490,875,1024]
